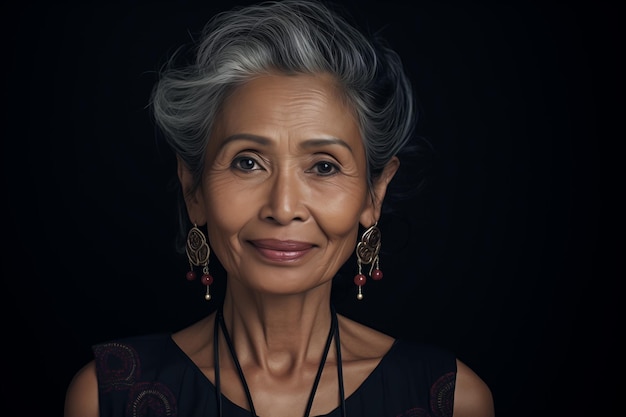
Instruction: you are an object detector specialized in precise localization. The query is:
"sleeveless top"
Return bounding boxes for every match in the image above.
[93,333,457,417]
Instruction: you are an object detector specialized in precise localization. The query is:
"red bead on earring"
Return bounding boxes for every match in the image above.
[201,273,214,286]
[354,273,367,300]
[371,268,383,280]
[202,273,214,300]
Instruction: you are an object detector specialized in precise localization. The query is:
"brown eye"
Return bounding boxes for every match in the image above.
[313,161,338,176]
[232,156,259,171]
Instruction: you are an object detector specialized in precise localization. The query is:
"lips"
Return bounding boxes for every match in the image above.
[249,239,314,262]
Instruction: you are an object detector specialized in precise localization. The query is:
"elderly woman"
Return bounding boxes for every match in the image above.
[64,1,494,416]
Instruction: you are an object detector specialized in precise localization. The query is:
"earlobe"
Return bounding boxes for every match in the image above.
[176,155,207,225]
[360,157,400,226]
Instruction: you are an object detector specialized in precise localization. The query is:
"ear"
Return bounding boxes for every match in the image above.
[177,155,207,226]
[360,156,400,227]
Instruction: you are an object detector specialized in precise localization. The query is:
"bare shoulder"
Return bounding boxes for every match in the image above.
[453,359,495,417]
[171,313,215,360]
[336,314,395,360]
[64,360,100,417]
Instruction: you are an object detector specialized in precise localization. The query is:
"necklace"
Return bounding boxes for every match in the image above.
[213,304,346,417]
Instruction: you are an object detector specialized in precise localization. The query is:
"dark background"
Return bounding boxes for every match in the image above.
[2,1,623,416]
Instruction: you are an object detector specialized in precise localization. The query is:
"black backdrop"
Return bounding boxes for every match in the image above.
[2,1,623,416]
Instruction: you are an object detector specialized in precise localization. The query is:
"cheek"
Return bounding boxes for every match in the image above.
[311,185,367,238]
[203,177,253,240]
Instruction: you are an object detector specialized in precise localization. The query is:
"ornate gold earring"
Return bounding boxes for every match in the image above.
[185,223,214,301]
[353,222,383,300]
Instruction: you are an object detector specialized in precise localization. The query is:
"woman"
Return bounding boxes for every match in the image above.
[65,1,494,416]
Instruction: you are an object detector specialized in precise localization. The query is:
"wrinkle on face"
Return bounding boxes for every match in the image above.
[196,73,372,296]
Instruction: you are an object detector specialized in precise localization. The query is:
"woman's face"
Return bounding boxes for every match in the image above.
[182,73,394,297]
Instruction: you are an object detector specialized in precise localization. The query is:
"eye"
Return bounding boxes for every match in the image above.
[232,156,261,171]
[312,161,339,176]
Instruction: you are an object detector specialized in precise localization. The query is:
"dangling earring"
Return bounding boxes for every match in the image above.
[185,223,214,301]
[353,222,383,300]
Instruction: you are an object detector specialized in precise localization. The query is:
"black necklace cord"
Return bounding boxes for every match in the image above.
[214,304,346,417]
[301,305,338,417]
[213,312,223,417]
[332,305,346,415]
[217,306,258,417]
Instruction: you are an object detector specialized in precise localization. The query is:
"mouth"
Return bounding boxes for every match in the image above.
[248,239,314,262]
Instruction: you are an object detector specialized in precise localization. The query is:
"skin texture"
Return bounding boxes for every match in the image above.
[189,73,381,301]
[64,73,494,417]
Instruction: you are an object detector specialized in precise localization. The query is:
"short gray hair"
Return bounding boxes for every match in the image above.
[150,0,419,249]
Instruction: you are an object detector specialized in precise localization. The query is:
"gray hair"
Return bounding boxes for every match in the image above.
[150,0,419,249]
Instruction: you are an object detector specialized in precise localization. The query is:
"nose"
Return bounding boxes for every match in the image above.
[260,168,310,225]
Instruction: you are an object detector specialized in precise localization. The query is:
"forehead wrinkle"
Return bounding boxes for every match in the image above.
[273,90,357,144]
[273,85,339,117]
[214,74,361,154]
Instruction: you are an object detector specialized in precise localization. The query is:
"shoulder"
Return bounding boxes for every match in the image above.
[94,332,174,351]
[387,338,458,375]
[337,314,456,373]
[64,333,175,417]
[91,333,180,382]
[337,314,395,360]
[453,359,495,417]
[384,340,492,417]
[64,360,99,417]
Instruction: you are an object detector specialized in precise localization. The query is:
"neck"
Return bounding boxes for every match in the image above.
[213,303,345,417]
[220,289,334,374]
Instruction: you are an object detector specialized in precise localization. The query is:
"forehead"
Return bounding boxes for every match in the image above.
[213,73,361,142]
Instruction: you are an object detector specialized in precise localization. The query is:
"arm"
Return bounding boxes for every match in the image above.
[453,359,495,417]
[64,360,100,417]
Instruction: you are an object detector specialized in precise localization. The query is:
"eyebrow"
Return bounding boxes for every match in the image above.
[300,138,353,152]
[219,134,353,152]
[219,134,271,149]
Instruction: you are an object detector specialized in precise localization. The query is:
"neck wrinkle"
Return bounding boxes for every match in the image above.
[220,291,334,374]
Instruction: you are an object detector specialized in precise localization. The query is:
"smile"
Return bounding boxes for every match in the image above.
[249,239,314,262]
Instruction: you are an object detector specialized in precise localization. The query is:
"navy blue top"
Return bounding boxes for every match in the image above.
[93,333,456,417]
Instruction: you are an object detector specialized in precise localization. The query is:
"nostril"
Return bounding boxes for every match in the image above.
[263,214,305,224]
